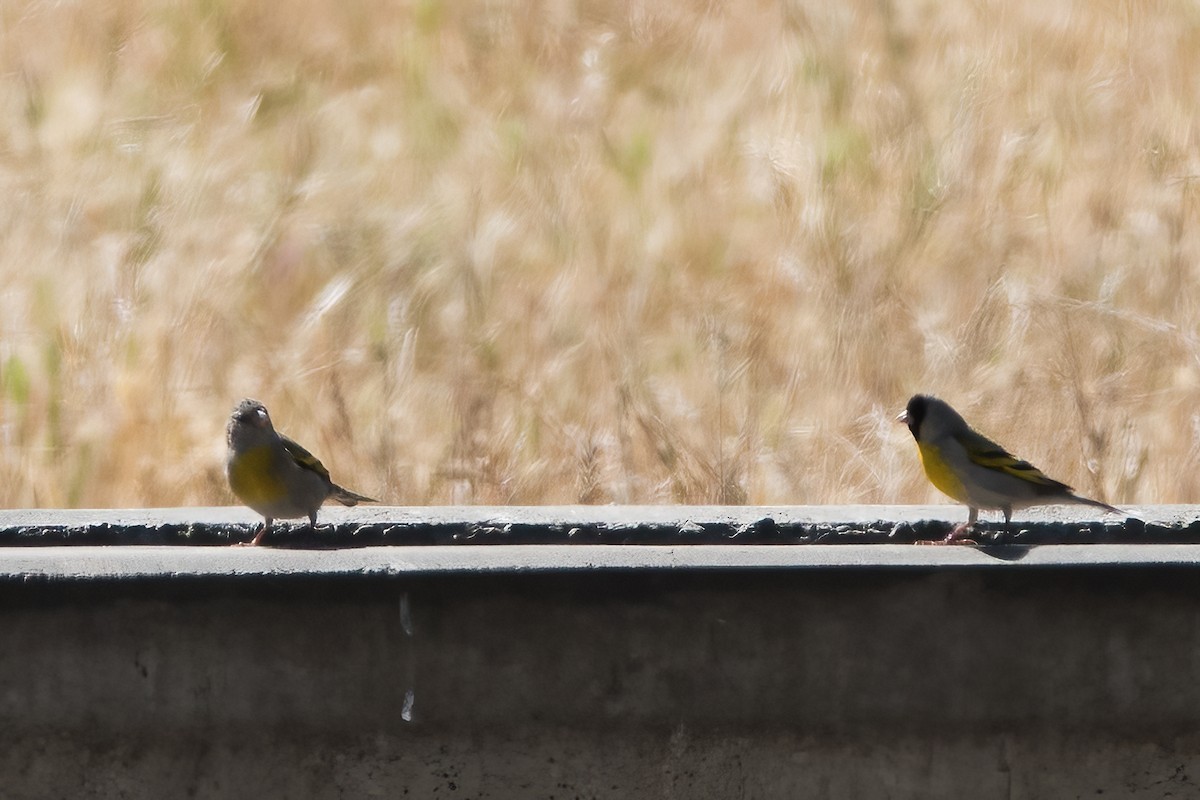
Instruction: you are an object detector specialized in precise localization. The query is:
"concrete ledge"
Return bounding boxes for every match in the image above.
[7,542,1200,582]
[2,506,1199,799]
[0,503,1189,546]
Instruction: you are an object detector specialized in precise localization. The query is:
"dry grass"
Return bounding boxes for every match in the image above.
[0,0,1197,508]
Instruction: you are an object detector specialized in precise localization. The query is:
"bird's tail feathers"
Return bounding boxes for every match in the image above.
[1070,493,1121,516]
[331,484,378,506]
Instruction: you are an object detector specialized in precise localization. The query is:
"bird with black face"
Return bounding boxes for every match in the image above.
[898,394,1119,543]
[225,399,377,546]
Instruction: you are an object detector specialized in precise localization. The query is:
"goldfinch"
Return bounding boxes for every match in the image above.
[225,399,376,546]
[898,394,1119,542]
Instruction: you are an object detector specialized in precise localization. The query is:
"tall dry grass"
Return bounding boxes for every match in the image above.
[0,0,1196,508]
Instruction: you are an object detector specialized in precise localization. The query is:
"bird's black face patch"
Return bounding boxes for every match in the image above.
[234,399,270,428]
[904,395,928,439]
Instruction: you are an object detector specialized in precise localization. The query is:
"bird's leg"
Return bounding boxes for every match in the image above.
[235,518,272,547]
[915,508,979,546]
[941,507,979,545]
[308,511,318,530]
[250,521,270,546]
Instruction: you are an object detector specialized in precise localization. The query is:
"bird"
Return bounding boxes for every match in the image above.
[897,394,1120,543]
[225,398,377,546]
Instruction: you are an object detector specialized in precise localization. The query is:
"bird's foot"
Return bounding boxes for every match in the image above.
[915,523,977,546]
[232,524,269,547]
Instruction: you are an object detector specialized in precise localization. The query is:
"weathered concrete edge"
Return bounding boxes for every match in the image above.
[0,504,1176,527]
[0,504,1189,547]
[5,543,1200,582]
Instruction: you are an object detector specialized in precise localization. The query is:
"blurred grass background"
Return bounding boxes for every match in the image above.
[0,0,1195,508]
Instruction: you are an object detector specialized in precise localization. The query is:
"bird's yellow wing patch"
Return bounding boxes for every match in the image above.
[916,441,971,504]
[281,435,330,481]
[228,445,288,507]
[956,429,1071,490]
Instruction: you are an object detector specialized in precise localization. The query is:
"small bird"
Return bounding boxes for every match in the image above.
[225,399,377,546]
[898,394,1119,543]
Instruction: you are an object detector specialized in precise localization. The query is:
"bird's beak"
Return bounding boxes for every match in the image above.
[895,410,908,425]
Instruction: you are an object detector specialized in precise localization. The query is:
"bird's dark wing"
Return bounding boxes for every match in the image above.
[280,434,332,482]
[954,427,1073,492]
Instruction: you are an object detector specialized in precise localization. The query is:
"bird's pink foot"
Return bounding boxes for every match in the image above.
[915,523,977,546]
[232,524,269,547]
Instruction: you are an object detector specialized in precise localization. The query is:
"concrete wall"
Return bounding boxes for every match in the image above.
[0,507,1198,798]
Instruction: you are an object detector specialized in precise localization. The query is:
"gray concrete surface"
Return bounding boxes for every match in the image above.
[0,506,1199,799]
[0,502,1189,545]
[9,542,1200,581]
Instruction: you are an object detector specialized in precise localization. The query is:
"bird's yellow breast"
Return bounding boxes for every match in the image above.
[228,445,287,507]
[916,441,971,504]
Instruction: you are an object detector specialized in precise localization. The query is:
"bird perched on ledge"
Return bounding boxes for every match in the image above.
[225,398,376,546]
[898,394,1120,544]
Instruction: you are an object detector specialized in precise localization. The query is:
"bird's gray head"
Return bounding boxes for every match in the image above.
[226,398,276,449]
[897,394,967,441]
